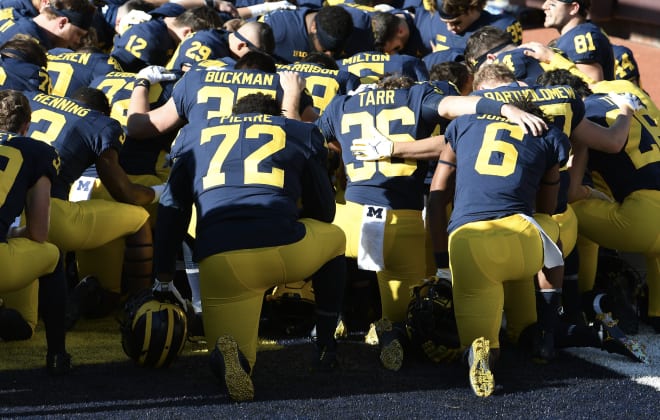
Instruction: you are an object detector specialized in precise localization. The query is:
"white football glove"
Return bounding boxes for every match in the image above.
[584,186,614,202]
[116,9,151,35]
[435,268,452,282]
[350,126,394,161]
[150,184,166,203]
[136,65,178,84]
[152,279,188,311]
[247,0,296,17]
[607,92,645,112]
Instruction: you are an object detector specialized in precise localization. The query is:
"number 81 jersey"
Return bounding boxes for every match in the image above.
[555,21,614,80]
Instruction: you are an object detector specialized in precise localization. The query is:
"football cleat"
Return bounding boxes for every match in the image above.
[364,322,379,346]
[467,337,495,397]
[314,341,338,372]
[210,335,254,402]
[531,329,556,364]
[65,275,102,331]
[374,318,404,371]
[46,352,72,376]
[596,312,650,364]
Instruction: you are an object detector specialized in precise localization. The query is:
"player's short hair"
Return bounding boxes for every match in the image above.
[376,74,415,90]
[71,87,111,116]
[300,52,339,70]
[233,92,281,116]
[429,61,472,94]
[464,26,510,72]
[174,6,224,32]
[234,50,277,73]
[472,62,515,90]
[314,6,353,56]
[371,12,400,53]
[0,89,31,133]
[0,35,48,68]
[557,0,591,18]
[440,0,487,19]
[536,69,593,98]
[43,0,96,30]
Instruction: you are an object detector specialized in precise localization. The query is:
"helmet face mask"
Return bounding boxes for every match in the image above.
[120,290,188,368]
[406,277,460,353]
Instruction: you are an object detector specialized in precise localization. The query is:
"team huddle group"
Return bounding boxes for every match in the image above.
[0,0,659,401]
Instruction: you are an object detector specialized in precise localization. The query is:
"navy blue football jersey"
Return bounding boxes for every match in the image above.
[584,94,660,201]
[446,113,570,232]
[171,68,312,129]
[337,51,430,84]
[0,55,50,93]
[277,62,361,114]
[0,17,53,49]
[415,8,522,57]
[261,8,316,64]
[316,81,457,209]
[25,91,125,199]
[47,49,123,97]
[166,29,232,71]
[554,22,614,80]
[422,48,465,71]
[0,133,59,241]
[0,0,37,20]
[165,113,328,258]
[491,47,545,87]
[338,3,376,57]
[111,18,177,72]
[612,44,641,84]
[89,71,176,175]
[472,83,585,138]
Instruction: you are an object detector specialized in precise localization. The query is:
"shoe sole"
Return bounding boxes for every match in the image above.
[216,336,254,402]
[469,337,494,397]
[375,319,403,371]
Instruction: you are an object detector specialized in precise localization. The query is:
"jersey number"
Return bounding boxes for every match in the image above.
[200,123,285,190]
[0,146,22,206]
[475,121,523,176]
[342,107,417,182]
[29,109,67,145]
[573,33,596,54]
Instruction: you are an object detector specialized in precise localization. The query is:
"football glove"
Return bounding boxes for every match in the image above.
[607,92,645,112]
[150,184,166,203]
[247,0,296,17]
[436,268,452,282]
[350,126,394,161]
[136,66,178,84]
[584,186,614,202]
[152,279,188,312]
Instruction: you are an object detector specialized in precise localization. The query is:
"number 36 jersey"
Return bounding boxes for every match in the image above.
[316,81,456,210]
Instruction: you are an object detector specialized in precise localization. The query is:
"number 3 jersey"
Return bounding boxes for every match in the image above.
[0,133,59,241]
[445,114,570,233]
[316,81,456,210]
[171,68,313,131]
[166,113,328,258]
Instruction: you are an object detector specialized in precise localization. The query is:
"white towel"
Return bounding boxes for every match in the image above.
[68,176,97,202]
[519,214,564,269]
[357,205,387,271]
